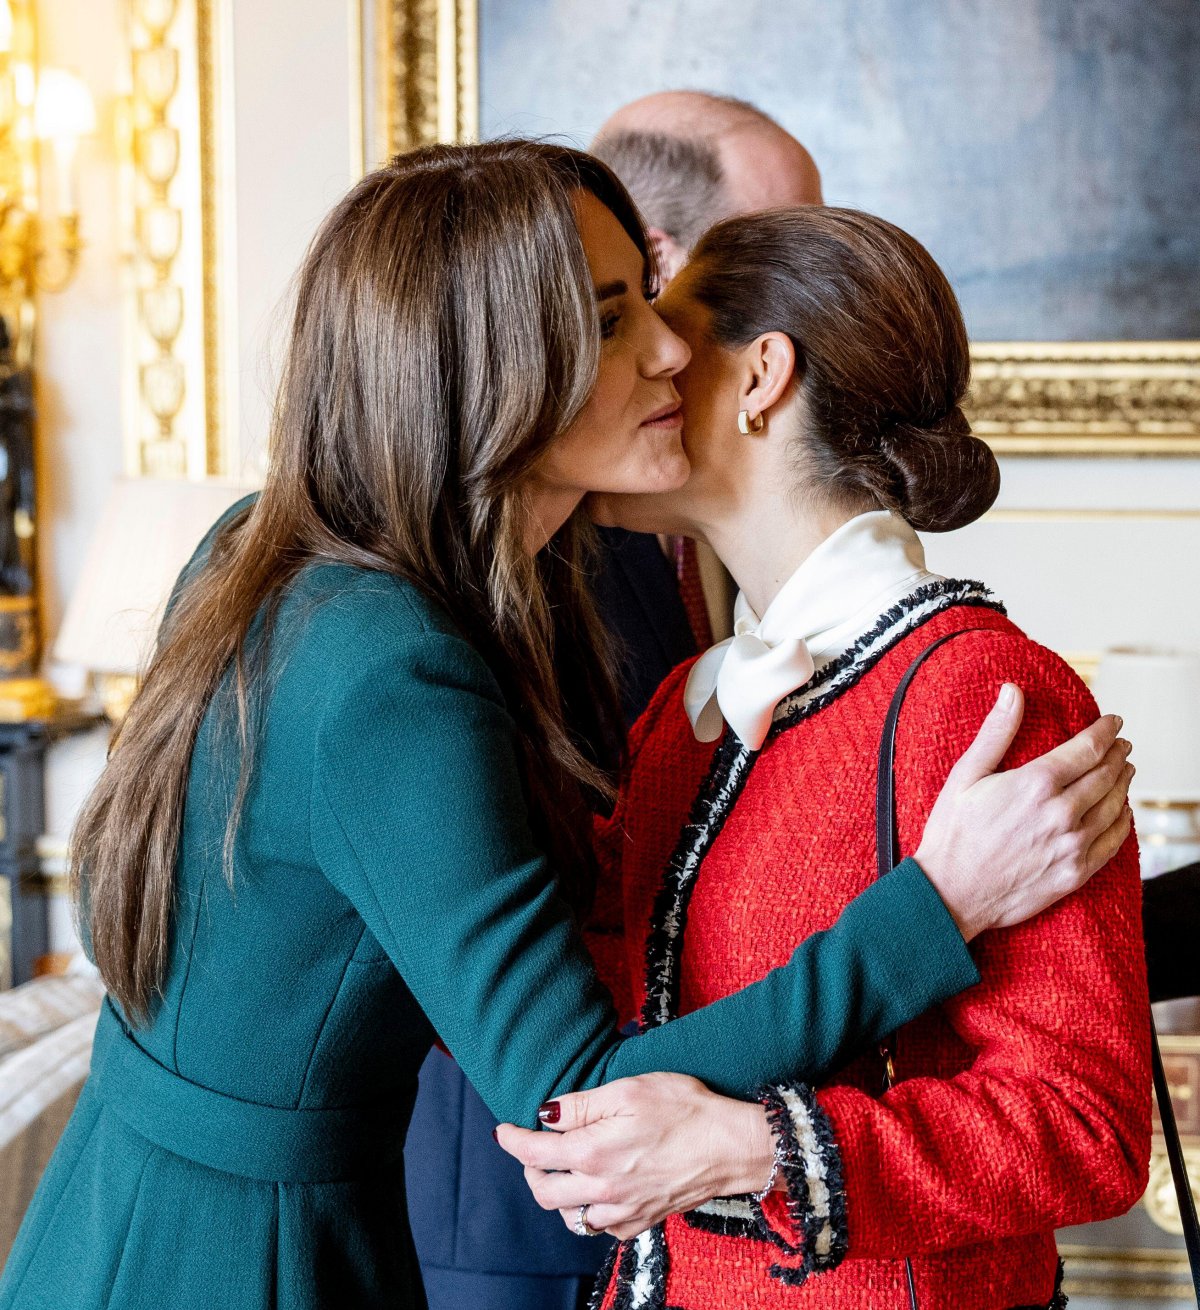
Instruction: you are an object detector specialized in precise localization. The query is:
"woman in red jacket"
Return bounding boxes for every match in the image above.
[499,207,1150,1310]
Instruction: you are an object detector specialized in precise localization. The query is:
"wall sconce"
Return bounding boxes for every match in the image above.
[0,0,95,348]
[31,67,95,290]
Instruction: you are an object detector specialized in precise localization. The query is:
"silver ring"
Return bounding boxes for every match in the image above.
[573,1204,601,1238]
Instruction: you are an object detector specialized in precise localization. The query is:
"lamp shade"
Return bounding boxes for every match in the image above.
[1091,647,1200,802]
[53,478,259,676]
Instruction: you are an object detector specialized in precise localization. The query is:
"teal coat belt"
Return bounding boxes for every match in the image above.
[89,1002,415,1184]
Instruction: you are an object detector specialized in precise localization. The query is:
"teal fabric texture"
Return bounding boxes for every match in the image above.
[0,504,979,1309]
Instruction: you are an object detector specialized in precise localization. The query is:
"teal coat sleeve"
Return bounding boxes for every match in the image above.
[310,613,979,1128]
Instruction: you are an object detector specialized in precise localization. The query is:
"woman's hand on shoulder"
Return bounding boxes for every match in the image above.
[916,683,1133,942]
[493,1073,775,1241]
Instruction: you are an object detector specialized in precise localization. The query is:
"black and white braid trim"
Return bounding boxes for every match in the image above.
[587,1223,671,1310]
[751,1082,848,1285]
[773,578,1004,733]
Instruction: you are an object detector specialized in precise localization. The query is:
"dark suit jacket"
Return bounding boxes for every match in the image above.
[404,527,697,1289]
[1143,860,1200,1003]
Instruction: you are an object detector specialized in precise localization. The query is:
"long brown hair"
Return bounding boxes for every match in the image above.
[75,141,646,1022]
[687,206,999,532]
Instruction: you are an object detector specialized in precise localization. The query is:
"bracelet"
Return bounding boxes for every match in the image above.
[750,1132,785,1203]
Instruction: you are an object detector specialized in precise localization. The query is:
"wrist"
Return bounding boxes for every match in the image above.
[718,1101,778,1199]
[913,843,984,943]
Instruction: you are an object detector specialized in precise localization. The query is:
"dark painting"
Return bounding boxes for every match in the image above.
[479,0,1200,342]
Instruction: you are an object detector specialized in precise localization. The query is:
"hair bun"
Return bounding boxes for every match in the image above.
[879,407,999,533]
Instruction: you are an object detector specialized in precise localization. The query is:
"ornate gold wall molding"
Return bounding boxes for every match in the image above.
[375,0,477,157]
[985,507,1200,521]
[968,342,1200,456]
[124,0,234,479]
[196,0,235,477]
[1058,1244,1195,1301]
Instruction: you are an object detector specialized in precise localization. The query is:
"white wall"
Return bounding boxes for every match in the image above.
[926,459,1200,670]
[228,0,360,471]
[37,0,361,633]
[36,0,126,643]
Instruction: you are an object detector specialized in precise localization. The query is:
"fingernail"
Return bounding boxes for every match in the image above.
[999,683,1016,711]
[492,1127,499,1142]
[538,1101,561,1125]
[1114,715,1124,732]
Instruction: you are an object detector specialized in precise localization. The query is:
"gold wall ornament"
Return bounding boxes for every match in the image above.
[127,0,186,476]
[967,342,1200,455]
[0,1,95,692]
[0,1,90,358]
[123,0,235,479]
[1058,1028,1200,1299]
[375,0,478,158]
[1143,1032,1200,1237]
[1144,1149,1200,1236]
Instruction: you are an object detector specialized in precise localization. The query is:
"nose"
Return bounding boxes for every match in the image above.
[644,310,691,379]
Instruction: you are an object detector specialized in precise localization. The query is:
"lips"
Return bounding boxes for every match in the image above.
[641,400,684,427]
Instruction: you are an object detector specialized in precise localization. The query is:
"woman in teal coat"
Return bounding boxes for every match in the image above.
[0,143,1129,1309]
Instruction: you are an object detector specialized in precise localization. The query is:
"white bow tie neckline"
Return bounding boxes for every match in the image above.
[682,512,940,751]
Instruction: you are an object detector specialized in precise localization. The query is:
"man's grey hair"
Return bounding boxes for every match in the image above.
[592,130,726,250]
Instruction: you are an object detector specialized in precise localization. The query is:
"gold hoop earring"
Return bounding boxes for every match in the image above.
[737,409,765,435]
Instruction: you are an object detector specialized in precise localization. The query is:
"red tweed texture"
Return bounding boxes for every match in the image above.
[594,602,1150,1310]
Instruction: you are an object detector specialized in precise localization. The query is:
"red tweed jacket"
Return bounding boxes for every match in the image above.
[591,583,1150,1310]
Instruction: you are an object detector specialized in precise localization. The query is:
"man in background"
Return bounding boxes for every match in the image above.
[594,90,823,283]
[404,91,824,1310]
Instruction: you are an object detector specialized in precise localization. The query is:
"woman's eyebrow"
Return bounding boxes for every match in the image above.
[594,279,627,301]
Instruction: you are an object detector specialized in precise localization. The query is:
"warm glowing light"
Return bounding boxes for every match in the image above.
[0,5,12,57]
[34,68,95,140]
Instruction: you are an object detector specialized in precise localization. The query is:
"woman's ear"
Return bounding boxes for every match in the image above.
[739,333,797,431]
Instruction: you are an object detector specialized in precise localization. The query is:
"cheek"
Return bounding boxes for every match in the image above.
[543,354,689,496]
[674,360,726,467]
[550,408,689,495]
[682,394,720,461]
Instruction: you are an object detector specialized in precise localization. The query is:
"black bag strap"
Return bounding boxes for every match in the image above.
[876,631,977,883]
[875,628,1200,1310]
[875,629,981,1310]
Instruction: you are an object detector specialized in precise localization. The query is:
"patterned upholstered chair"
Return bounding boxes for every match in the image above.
[0,968,104,1262]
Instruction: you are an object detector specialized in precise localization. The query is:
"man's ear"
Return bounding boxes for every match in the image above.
[646,227,688,286]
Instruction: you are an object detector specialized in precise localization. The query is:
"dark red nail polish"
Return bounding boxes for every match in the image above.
[491,1127,499,1142]
[538,1101,561,1125]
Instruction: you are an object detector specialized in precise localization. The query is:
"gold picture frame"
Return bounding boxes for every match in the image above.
[969,342,1200,456]
[372,0,477,158]
[374,0,1199,458]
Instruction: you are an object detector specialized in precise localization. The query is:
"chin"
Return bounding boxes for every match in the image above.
[648,453,692,493]
[631,431,690,490]
[587,487,685,534]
